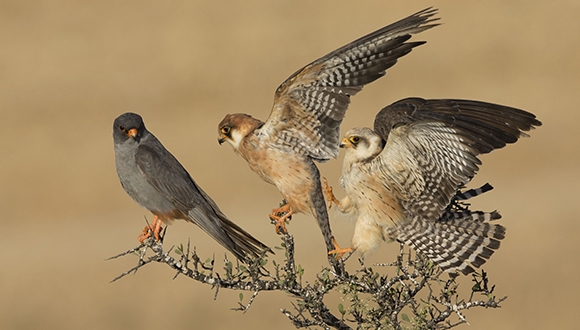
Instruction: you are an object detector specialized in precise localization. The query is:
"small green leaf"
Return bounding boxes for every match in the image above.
[205,257,212,264]
[175,244,183,255]
[338,303,345,315]
[297,264,304,276]
[274,246,283,250]
[239,293,244,302]
[401,313,410,322]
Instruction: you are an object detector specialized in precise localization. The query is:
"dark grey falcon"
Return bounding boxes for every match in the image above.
[113,112,271,261]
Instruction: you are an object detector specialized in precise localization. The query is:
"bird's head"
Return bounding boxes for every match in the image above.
[113,112,146,144]
[218,113,263,150]
[340,127,384,163]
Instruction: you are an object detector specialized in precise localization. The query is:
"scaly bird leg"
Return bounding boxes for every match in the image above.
[322,177,340,210]
[152,216,163,241]
[269,202,293,235]
[328,237,353,260]
[137,215,164,243]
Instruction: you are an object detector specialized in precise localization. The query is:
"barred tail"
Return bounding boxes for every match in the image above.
[439,209,501,222]
[441,182,501,222]
[399,217,506,275]
[452,182,494,201]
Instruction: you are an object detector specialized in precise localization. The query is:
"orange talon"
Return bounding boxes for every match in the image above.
[328,237,353,259]
[322,178,339,210]
[269,203,293,235]
[152,216,163,241]
[137,216,164,243]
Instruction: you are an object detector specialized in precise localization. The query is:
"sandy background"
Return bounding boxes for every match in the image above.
[1,1,578,329]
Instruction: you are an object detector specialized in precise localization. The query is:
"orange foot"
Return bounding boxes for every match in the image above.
[269,203,293,235]
[138,215,164,243]
[328,237,353,259]
[322,177,339,210]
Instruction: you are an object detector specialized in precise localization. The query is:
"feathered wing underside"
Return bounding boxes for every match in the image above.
[135,144,269,260]
[262,8,440,161]
[371,124,506,274]
[374,122,482,224]
[370,98,541,273]
[373,98,542,154]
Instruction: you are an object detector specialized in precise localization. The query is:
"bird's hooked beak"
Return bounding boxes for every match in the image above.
[218,135,227,145]
[339,137,350,148]
[128,128,138,139]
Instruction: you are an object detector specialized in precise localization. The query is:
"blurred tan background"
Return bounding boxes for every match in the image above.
[1,0,578,329]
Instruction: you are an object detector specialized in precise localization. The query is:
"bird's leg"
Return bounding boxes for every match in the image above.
[137,226,151,243]
[152,216,163,241]
[137,215,164,243]
[322,177,340,210]
[328,237,353,260]
[269,202,293,235]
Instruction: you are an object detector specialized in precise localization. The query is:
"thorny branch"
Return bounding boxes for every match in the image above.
[109,232,506,329]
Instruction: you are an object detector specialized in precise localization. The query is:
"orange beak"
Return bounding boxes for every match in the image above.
[128,128,138,139]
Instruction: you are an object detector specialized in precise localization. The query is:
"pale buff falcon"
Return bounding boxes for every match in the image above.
[328,98,541,274]
[217,8,439,259]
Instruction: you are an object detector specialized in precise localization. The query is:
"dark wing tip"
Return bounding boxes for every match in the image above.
[373,97,541,154]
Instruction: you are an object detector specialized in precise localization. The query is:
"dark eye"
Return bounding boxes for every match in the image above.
[119,125,125,132]
[221,126,231,135]
[350,136,360,143]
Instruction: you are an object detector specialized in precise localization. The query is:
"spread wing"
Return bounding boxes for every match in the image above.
[372,97,541,222]
[261,8,439,162]
[374,98,542,154]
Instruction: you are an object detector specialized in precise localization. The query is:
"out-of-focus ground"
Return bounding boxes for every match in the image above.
[1,1,578,329]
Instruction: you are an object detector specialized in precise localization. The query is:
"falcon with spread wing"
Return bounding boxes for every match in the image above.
[329,98,541,274]
[217,8,439,259]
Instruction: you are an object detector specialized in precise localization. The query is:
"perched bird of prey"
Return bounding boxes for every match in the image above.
[328,98,541,274]
[217,8,439,259]
[113,112,271,261]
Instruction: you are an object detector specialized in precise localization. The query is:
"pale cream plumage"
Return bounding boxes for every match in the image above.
[332,98,541,274]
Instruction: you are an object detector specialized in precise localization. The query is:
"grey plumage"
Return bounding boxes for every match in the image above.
[113,112,270,262]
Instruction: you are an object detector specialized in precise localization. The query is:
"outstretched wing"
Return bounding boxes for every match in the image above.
[372,98,541,222]
[374,97,542,154]
[261,8,439,162]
